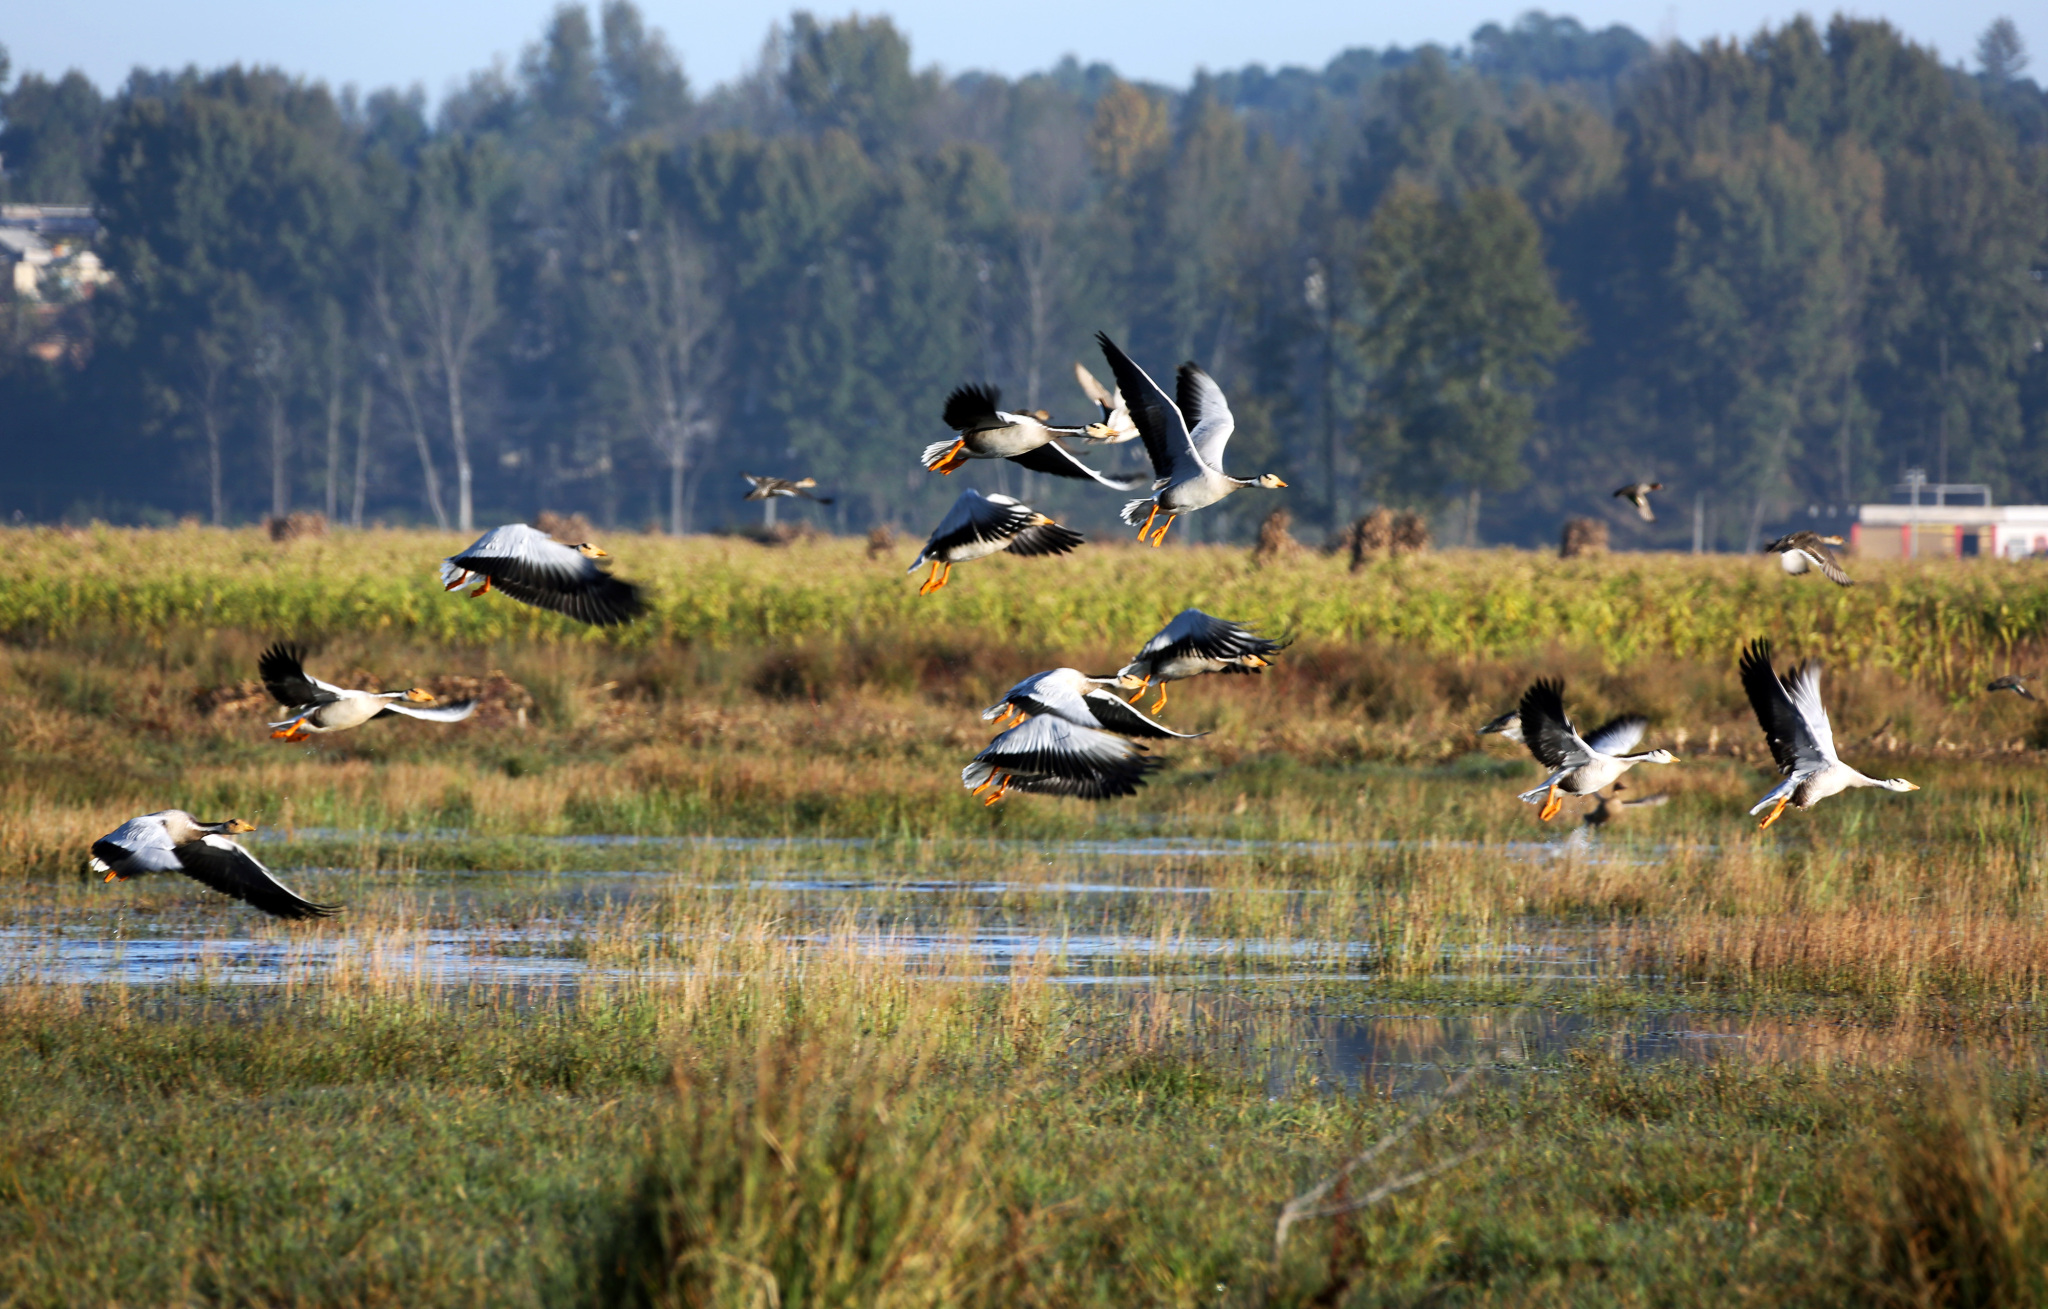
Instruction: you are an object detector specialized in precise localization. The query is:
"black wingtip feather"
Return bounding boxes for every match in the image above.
[942,383,1000,432]
[1003,523,1085,558]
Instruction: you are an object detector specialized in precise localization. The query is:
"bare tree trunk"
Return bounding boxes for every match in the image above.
[202,406,224,527]
[351,376,372,528]
[372,274,450,530]
[445,362,473,532]
[324,353,344,520]
[268,389,290,520]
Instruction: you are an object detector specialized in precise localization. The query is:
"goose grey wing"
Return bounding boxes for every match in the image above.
[1135,609,1285,663]
[1095,332,1193,481]
[377,698,479,723]
[1517,679,1589,770]
[1581,716,1648,757]
[1006,440,1148,489]
[1079,688,1205,739]
[1176,363,1235,472]
[916,491,1031,560]
[259,643,340,707]
[963,716,1162,799]
[173,835,339,919]
[90,815,184,874]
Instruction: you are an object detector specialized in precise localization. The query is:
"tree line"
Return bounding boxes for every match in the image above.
[1,7,2044,549]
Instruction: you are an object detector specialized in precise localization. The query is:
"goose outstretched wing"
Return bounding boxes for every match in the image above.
[1176,363,1234,472]
[1517,679,1590,770]
[259,643,343,707]
[1739,638,1836,778]
[1095,333,1205,484]
[175,835,338,920]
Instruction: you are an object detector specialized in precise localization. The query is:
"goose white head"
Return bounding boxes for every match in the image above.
[1255,474,1287,489]
[1874,776,1919,792]
[1635,748,1679,764]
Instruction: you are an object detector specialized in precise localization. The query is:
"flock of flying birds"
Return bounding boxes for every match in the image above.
[83,336,2027,921]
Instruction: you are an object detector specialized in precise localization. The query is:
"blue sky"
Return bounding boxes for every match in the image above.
[5,1,2037,100]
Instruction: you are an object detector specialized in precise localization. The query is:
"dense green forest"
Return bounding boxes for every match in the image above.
[1,7,2044,549]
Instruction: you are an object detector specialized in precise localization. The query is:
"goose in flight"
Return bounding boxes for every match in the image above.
[1987,674,2036,701]
[1613,482,1662,522]
[742,474,833,505]
[1762,531,1852,586]
[1515,679,1677,821]
[1739,638,1917,829]
[90,811,337,919]
[1477,710,1525,744]
[1114,609,1288,714]
[922,384,1145,489]
[1095,333,1286,546]
[440,523,644,626]
[1074,360,1138,443]
[962,714,1163,806]
[260,643,476,742]
[907,489,1083,595]
[983,667,1205,738]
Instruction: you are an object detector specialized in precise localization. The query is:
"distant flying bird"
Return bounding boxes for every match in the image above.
[1073,360,1138,443]
[1515,679,1677,821]
[907,489,1083,595]
[962,714,1164,806]
[982,667,1205,738]
[260,643,476,742]
[1114,609,1288,714]
[1095,333,1286,546]
[1987,674,2037,701]
[742,474,833,505]
[1763,531,1853,586]
[1477,710,1525,744]
[922,384,1145,489]
[1613,482,1663,522]
[440,523,644,626]
[1739,638,1917,829]
[90,810,338,920]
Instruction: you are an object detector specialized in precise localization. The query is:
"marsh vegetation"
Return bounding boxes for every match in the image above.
[6,530,2048,1304]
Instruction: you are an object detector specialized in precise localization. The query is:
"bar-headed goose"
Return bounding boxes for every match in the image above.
[962,714,1163,806]
[1114,609,1288,713]
[1515,680,1677,821]
[1074,361,1138,443]
[1762,531,1852,586]
[907,489,1083,595]
[261,643,476,742]
[1613,482,1662,522]
[1095,333,1285,546]
[922,384,1145,489]
[1739,638,1917,829]
[983,667,1205,738]
[742,474,833,504]
[441,523,644,626]
[90,811,337,919]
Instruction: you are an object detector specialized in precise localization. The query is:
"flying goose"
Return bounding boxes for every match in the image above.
[922,384,1145,489]
[440,523,644,626]
[1074,361,1138,443]
[1477,710,1525,743]
[962,714,1164,806]
[1095,332,1286,546]
[90,811,338,919]
[1515,680,1677,821]
[1739,638,1917,829]
[983,667,1205,738]
[907,489,1083,595]
[261,643,476,742]
[1762,531,1852,586]
[742,474,833,505]
[1987,674,2036,701]
[1613,482,1662,522]
[1114,609,1288,714]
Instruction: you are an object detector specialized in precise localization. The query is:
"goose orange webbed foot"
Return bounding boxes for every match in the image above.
[1757,795,1792,830]
[1537,784,1563,822]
